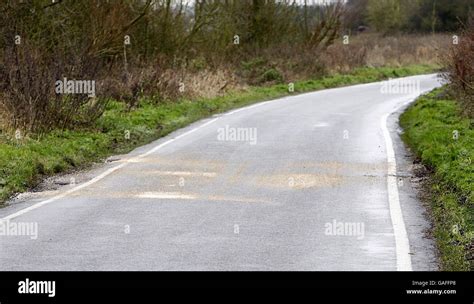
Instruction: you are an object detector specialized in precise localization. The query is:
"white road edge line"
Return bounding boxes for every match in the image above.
[224,99,273,116]
[381,111,412,271]
[380,92,431,272]
[1,117,219,222]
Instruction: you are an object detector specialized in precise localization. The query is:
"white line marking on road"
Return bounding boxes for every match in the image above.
[137,192,271,204]
[149,171,217,177]
[223,100,274,116]
[1,118,219,221]
[381,110,413,271]
[379,86,438,271]
[1,163,127,222]
[138,192,197,200]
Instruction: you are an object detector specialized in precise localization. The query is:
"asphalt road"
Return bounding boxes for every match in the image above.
[0,74,442,271]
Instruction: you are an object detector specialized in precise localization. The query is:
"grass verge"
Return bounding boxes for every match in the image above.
[400,88,473,271]
[0,64,439,204]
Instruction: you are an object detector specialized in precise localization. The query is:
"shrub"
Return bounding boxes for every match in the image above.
[0,44,107,133]
[259,68,283,84]
[443,23,474,118]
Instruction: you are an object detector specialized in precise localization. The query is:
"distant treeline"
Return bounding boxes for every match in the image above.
[346,0,472,33]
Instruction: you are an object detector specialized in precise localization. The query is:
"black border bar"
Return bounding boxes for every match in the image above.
[0,271,472,303]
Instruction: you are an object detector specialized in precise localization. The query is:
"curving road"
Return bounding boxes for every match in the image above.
[0,74,442,271]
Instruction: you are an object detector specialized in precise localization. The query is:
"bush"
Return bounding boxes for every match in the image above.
[259,68,283,84]
[0,44,107,133]
[443,23,474,118]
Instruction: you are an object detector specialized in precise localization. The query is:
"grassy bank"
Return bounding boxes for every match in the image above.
[400,88,473,271]
[0,64,438,204]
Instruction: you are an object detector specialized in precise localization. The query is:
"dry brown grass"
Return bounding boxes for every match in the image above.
[239,33,450,83]
[184,69,241,99]
[322,33,450,73]
[120,66,242,102]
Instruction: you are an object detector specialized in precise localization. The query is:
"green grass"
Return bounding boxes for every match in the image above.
[400,88,473,271]
[0,64,439,204]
